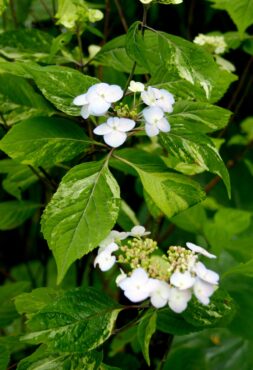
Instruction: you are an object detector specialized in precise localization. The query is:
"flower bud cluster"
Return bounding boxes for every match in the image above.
[94,226,220,314]
[73,81,175,148]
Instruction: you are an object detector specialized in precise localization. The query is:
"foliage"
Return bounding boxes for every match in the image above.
[0,0,252,369]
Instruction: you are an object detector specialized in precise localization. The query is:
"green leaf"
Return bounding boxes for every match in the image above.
[114,149,206,218]
[222,275,253,340]
[157,308,199,335]
[0,29,53,61]
[171,204,207,233]
[126,24,237,102]
[210,0,253,34]
[0,344,10,370]
[169,101,232,133]
[223,259,253,278]
[23,64,99,116]
[95,35,147,74]
[117,200,139,230]
[204,208,252,257]
[41,161,121,283]
[137,310,157,366]
[0,73,53,126]
[0,0,9,16]
[21,287,122,352]
[164,347,207,370]
[182,290,235,329]
[0,116,91,167]
[0,159,37,199]
[0,281,30,327]
[15,288,63,317]
[0,201,40,230]
[17,345,102,370]
[160,129,231,196]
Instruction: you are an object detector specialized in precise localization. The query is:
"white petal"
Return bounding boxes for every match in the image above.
[129,81,145,92]
[168,288,192,313]
[150,293,168,308]
[149,280,171,308]
[106,85,123,103]
[145,124,159,137]
[143,106,164,124]
[87,83,109,100]
[123,287,150,302]
[186,242,217,259]
[73,93,88,106]
[130,225,150,237]
[141,88,156,106]
[170,271,195,290]
[117,118,136,132]
[194,262,219,285]
[157,118,171,133]
[103,131,127,148]
[193,278,216,305]
[116,269,127,286]
[94,251,116,271]
[89,97,110,116]
[93,123,113,135]
[131,268,150,285]
[80,105,90,119]
[104,242,119,254]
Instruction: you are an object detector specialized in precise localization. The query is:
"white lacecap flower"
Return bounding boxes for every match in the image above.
[73,83,123,119]
[141,86,175,113]
[194,262,219,285]
[193,278,216,305]
[99,230,128,251]
[93,117,135,148]
[193,34,227,55]
[118,268,154,302]
[116,269,127,286]
[140,0,153,4]
[94,242,118,271]
[88,9,104,22]
[168,288,192,313]
[170,271,196,290]
[186,242,216,259]
[88,45,101,59]
[129,80,145,92]
[130,225,150,237]
[149,279,171,308]
[142,106,170,137]
[94,251,116,271]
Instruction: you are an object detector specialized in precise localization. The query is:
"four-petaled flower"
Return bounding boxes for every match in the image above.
[129,225,150,237]
[73,83,123,119]
[118,268,154,302]
[143,106,171,137]
[94,242,118,271]
[186,242,216,259]
[141,86,175,113]
[93,117,135,147]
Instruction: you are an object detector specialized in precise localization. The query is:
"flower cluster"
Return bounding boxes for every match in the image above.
[193,33,235,72]
[94,226,220,313]
[73,81,175,148]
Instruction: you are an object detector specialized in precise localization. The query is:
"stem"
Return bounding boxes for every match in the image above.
[228,57,253,111]
[113,0,128,32]
[39,0,53,19]
[38,166,58,190]
[76,27,84,67]
[156,334,174,370]
[123,61,137,96]
[28,165,56,191]
[0,112,8,131]
[52,0,56,14]
[9,0,18,28]
[123,4,149,96]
